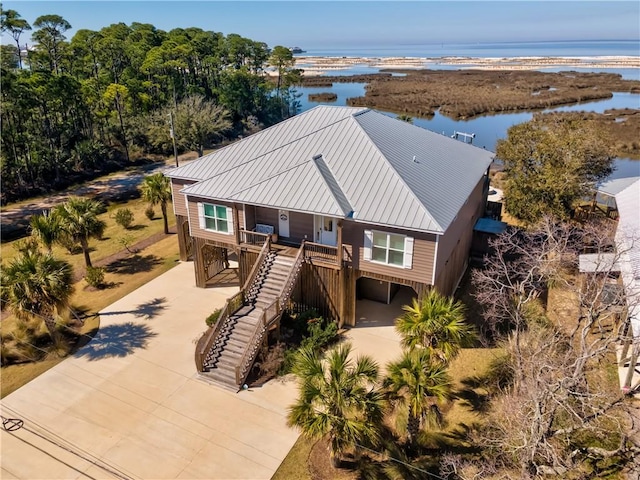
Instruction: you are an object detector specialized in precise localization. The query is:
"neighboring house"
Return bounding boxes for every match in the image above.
[165,106,494,388]
[592,176,640,394]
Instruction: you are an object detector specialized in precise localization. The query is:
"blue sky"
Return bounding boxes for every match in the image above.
[3,1,639,49]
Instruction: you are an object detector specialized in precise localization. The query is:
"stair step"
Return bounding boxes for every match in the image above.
[274,256,295,263]
[206,369,237,385]
[225,337,252,351]
[219,343,246,356]
[214,362,238,375]
[258,285,282,295]
[218,350,242,363]
[235,326,261,337]
[203,376,238,391]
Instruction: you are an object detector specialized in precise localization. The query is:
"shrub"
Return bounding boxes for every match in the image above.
[145,206,155,220]
[114,208,134,229]
[118,234,136,254]
[300,317,339,352]
[206,308,222,327]
[256,342,286,378]
[280,347,299,375]
[85,266,106,288]
[290,309,322,338]
[58,234,81,254]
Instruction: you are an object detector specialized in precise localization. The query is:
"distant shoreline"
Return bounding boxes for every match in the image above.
[293,55,640,76]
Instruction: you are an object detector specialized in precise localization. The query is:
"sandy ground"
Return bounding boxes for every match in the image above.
[292,55,640,75]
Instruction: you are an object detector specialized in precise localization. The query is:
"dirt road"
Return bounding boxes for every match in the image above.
[1,154,197,242]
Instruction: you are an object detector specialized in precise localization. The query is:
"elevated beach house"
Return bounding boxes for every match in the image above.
[165,106,494,388]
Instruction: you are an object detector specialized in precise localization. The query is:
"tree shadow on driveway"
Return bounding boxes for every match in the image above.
[74,322,158,361]
[99,297,167,320]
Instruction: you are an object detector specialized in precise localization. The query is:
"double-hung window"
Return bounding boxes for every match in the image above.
[364,230,414,269]
[198,203,234,234]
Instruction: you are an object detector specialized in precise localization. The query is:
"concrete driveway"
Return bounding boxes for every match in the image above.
[0,262,299,480]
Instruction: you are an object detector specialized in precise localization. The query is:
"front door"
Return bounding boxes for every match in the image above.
[314,215,337,246]
[278,210,290,238]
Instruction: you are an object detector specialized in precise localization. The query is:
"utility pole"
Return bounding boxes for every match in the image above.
[169,111,179,167]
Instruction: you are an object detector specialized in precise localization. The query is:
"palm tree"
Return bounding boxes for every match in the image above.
[287,343,385,467]
[384,349,451,448]
[29,210,61,253]
[55,197,106,268]
[1,248,74,343]
[140,173,171,234]
[396,290,476,364]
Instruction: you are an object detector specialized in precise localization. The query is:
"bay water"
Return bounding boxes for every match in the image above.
[292,48,640,179]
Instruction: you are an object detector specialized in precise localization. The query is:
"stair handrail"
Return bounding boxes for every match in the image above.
[242,236,271,303]
[279,241,306,309]
[235,298,281,386]
[195,290,244,372]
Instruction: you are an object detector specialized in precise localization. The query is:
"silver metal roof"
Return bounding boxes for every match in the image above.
[613,177,640,337]
[172,106,495,233]
[598,176,640,197]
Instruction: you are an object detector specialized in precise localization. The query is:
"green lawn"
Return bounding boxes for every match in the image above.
[1,197,175,272]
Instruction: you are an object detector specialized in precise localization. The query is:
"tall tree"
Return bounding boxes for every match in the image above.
[497,116,614,224]
[384,349,451,448]
[269,45,295,97]
[31,14,71,74]
[1,248,74,343]
[395,290,476,364]
[103,83,131,161]
[287,344,385,467]
[140,173,171,234]
[173,95,231,157]
[55,197,106,268]
[0,44,18,70]
[0,7,32,69]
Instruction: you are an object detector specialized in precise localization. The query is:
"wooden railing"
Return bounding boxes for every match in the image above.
[242,237,271,303]
[342,245,352,265]
[280,242,305,309]
[235,298,282,386]
[304,241,339,265]
[240,229,271,247]
[195,290,244,372]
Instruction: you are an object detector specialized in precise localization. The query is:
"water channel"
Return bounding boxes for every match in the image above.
[294,74,640,179]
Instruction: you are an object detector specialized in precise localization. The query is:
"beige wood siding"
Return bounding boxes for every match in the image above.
[186,196,238,245]
[254,207,278,229]
[287,211,314,243]
[244,205,256,231]
[434,177,487,294]
[171,179,195,217]
[236,204,245,231]
[254,207,314,243]
[342,222,437,285]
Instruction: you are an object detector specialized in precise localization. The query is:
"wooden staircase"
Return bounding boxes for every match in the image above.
[197,245,302,390]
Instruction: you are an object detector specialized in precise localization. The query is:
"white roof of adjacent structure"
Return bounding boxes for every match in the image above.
[166,105,495,234]
[598,176,640,197]
[608,177,640,338]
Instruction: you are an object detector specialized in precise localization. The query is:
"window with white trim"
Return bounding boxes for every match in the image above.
[198,203,234,234]
[364,230,414,268]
